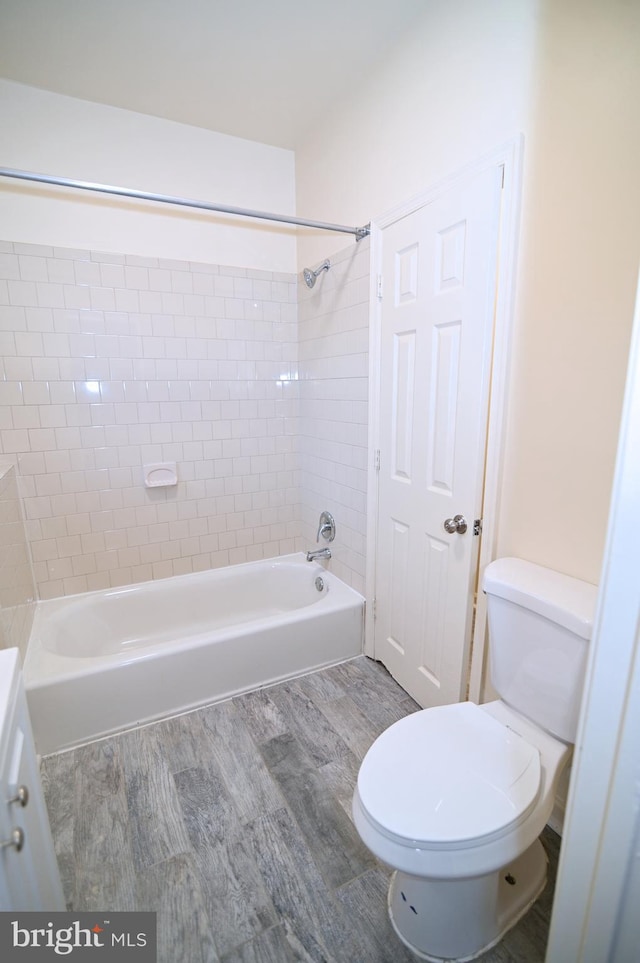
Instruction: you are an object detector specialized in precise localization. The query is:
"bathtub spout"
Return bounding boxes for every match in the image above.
[306,547,331,562]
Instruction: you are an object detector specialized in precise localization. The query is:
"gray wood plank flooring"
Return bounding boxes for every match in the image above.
[40,656,561,963]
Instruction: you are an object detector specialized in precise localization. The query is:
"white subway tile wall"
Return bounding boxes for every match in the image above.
[0,463,36,654]
[0,241,299,598]
[296,240,370,593]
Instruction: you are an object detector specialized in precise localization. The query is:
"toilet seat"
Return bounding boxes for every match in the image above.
[357,702,541,848]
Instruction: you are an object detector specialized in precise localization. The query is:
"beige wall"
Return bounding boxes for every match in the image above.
[0,80,297,272]
[296,0,640,585]
[296,0,537,269]
[499,0,640,583]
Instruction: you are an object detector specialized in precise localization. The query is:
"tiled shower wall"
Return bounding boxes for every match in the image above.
[0,240,298,599]
[0,463,36,655]
[296,240,369,593]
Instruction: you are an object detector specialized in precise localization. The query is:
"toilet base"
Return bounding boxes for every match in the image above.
[388,838,548,962]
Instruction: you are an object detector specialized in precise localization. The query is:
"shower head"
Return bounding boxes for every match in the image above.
[303,259,330,289]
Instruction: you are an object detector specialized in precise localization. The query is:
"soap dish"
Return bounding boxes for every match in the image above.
[144,462,178,488]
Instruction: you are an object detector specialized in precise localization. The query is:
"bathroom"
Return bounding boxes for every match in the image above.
[0,0,639,959]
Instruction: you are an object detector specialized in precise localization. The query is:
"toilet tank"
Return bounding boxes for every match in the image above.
[482,558,598,743]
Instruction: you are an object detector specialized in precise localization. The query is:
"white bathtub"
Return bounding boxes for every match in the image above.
[23,553,364,755]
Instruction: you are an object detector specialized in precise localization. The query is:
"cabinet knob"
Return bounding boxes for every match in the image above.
[1,827,25,852]
[8,785,29,808]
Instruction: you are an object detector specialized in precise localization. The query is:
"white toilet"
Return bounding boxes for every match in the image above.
[353,557,598,962]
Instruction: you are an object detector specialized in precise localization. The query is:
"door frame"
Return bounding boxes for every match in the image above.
[364,137,524,703]
[544,269,640,961]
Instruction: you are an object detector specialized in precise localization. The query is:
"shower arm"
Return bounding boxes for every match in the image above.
[0,166,371,241]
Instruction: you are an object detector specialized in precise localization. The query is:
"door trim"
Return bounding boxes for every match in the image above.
[364,136,524,703]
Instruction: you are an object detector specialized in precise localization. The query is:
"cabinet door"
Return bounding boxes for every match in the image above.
[0,690,65,910]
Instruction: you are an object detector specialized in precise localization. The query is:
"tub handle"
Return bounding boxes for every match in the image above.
[317,511,336,543]
[8,785,29,808]
[1,827,25,852]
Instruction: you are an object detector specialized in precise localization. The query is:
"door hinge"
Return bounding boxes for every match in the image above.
[374,449,381,471]
[372,597,377,620]
[377,274,383,299]
[473,518,483,536]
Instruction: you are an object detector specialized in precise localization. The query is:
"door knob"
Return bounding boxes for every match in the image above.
[443,514,468,534]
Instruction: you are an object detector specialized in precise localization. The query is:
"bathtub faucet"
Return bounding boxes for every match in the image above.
[308,510,335,560]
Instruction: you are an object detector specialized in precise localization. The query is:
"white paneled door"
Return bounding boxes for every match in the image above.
[374,165,503,707]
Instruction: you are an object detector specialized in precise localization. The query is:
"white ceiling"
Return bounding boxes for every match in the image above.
[0,0,428,150]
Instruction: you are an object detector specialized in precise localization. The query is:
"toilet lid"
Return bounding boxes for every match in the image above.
[357,702,541,846]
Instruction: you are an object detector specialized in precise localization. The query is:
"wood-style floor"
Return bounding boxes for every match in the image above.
[41,656,560,962]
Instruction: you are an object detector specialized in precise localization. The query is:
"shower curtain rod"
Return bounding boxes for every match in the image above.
[0,167,371,240]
